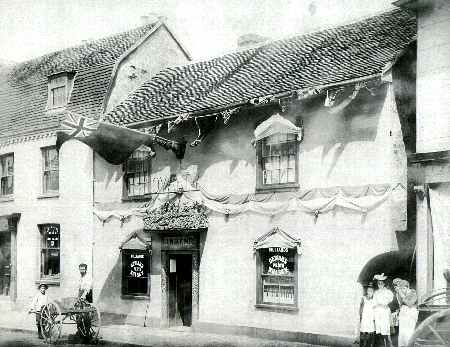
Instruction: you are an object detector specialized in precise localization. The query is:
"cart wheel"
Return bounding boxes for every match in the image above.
[40,302,62,344]
[408,308,450,347]
[77,304,101,344]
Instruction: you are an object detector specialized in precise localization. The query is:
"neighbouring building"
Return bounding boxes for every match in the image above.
[394,0,450,302]
[89,8,416,344]
[0,18,190,310]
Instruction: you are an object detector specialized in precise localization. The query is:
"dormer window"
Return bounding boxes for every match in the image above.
[47,72,74,109]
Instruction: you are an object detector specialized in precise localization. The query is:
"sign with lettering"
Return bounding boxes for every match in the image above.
[125,252,148,278]
[267,253,290,275]
[268,247,288,253]
[162,236,198,250]
[130,260,144,278]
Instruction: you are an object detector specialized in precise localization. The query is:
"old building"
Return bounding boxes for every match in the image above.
[0,18,190,310]
[89,8,416,343]
[394,0,450,301]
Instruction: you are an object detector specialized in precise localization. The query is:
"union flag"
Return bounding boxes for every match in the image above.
[56,112,185,165]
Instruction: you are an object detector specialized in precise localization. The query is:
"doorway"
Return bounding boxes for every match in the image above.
[168,254,192,327]
[0,230,11,297]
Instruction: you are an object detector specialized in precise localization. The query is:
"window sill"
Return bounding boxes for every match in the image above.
[255,303,298,312]
[0,195,14,203]
[36,279,60,286]
[121,294,150,300]
[256,183,300,193]
[37,192,60,199]
[122,195,153,202]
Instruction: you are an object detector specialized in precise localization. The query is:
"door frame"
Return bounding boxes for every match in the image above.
[161,249,199,327]
[0,213,20,302]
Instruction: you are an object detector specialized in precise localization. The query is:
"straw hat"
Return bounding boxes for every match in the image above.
[373,273,387,281]
[392,278,402,287]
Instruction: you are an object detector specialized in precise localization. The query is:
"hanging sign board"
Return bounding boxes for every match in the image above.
[162,235,198,250]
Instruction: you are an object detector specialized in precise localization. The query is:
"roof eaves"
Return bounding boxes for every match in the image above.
[124,72,382,129]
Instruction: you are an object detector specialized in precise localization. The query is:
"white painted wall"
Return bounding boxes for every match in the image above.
[0,137,93,307]
[416,1,450,153]
[93,84,407,335]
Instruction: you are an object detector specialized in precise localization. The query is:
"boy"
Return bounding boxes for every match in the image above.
[28,283,49,339]
[359,282,376,347]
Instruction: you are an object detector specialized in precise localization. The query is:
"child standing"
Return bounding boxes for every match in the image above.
[398,289,418,347]
[359,282,376,347]
[28,283,49,339]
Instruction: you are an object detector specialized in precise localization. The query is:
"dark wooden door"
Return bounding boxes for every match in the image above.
[0,231,11,296]
[168,254,192,327]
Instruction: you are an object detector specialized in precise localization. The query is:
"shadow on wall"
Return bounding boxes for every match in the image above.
[94,154,123,191]
[96,256,132,326]
[298,86,387,179]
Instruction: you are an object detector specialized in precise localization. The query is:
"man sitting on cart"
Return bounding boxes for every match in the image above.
[77,263,92,303]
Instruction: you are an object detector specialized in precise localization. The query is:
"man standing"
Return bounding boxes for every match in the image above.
[78,263,93,303]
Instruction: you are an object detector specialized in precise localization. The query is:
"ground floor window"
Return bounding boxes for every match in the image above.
[122,250,150,296]
[257,247,297,307]
[39,224,60,280]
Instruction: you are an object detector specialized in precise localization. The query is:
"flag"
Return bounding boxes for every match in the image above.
[56,112,186,165]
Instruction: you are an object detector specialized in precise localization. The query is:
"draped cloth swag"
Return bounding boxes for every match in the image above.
[253,227,302,255]
[93,176,406,224]
[428,184,450,291]
[253,113,302,141]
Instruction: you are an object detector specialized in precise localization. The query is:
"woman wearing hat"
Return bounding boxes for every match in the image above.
[398,289,418,347]
[28,282,49,339]
[373,273,394,347]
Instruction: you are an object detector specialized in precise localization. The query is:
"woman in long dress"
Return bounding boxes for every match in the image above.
[373,273,394,347]
[398,289,418,347]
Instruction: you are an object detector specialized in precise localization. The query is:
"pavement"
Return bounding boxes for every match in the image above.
[0,309,326,347]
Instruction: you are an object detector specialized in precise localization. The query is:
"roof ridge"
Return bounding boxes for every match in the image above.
[175,7,408,68]
[12,21,162,68]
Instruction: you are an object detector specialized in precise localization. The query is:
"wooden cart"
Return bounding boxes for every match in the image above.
[407,288,450,346]
[39,297,101,344]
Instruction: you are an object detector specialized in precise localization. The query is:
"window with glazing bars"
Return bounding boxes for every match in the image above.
[39,224,60,279]
[48,74,68,109]
[258,248,297,307]
[260,133,297,186]
[42,147,59,193]
[0,154,14,196]
[124,147,153,197]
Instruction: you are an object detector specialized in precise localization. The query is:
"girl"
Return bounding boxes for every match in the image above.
[359,282,376,347]
[373,273,394,347]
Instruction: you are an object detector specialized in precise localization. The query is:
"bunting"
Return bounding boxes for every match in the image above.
[221,107,241,125]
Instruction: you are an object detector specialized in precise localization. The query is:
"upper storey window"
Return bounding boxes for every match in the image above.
[254,114,302,191]
[47,72,74,109]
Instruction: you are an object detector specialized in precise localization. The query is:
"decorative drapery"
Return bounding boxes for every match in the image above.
[253,227,302,255]
[93,177,405,225]
[253,113,302,141]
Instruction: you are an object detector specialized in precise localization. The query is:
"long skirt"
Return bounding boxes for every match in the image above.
[374,306,391,336]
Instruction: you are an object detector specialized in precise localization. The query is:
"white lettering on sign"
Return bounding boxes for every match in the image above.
[269,247,288,253]
[129,260,144,278]
[131,254,144,259]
